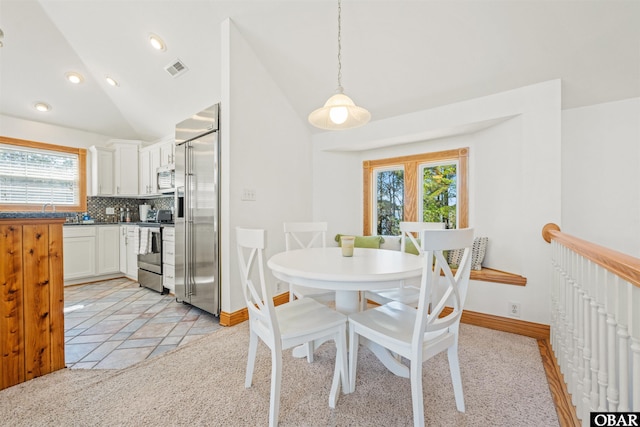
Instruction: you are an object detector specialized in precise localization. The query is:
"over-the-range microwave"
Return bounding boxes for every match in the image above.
[157,165,175,192]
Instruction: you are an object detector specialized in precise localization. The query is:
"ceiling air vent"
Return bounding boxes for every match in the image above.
[165,59,188,78]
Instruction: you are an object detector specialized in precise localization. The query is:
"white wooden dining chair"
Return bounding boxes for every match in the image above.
[284,222,334,304]
[364,221,446,309]
[236,227,349,427]
[348,228,474,427]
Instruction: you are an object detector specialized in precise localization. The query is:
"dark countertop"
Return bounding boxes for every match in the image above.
[64,221,174,226]
[64,222,121,226]
[0,212,70,219]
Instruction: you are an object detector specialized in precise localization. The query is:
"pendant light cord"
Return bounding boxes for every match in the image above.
[336,0,343,92]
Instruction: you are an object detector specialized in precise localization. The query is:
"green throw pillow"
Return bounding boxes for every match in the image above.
[335,234,385,249]
[404,238,420,255]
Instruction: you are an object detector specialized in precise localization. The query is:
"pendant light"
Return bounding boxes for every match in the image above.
[308,0,370,130]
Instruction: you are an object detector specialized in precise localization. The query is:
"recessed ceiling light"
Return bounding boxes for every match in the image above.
[105,76,119,87]
[148,33,166,51]
[35,102,51,112]
[65,72,84,84]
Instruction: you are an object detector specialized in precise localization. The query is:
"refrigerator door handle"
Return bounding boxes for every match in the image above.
[186,142,196,297]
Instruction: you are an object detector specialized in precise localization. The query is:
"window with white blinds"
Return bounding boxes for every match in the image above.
[0,137,87,212]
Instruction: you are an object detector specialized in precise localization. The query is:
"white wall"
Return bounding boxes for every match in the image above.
[312,80,562,324]
[1,114,127,196]
[562,97,640,257]
[0,114,115,148]
[220,19,313,315]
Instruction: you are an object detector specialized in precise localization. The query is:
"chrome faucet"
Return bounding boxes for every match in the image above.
[42,203,56,213]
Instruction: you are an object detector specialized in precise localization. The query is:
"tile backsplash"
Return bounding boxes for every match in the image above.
[0,195,174,222]
[86,195,174,222]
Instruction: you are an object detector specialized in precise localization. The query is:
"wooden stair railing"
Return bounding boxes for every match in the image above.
[542,223,639,423]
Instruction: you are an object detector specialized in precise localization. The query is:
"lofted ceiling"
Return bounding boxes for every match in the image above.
[0,0,639,142]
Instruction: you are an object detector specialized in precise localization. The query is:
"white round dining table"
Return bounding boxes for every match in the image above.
[267,247,423,315]
[268,246,423,378]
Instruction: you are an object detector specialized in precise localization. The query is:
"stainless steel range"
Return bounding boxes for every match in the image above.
[137,209,172,294]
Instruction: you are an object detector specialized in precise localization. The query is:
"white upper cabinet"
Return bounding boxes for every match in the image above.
[139,145,161,195]
[111,140,141,196]
[159,140,175,167]
[88,146,115,196]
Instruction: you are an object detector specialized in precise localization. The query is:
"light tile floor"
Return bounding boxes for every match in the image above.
[64,277,221,369]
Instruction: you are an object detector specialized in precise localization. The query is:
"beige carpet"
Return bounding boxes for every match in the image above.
[0,322,558,426]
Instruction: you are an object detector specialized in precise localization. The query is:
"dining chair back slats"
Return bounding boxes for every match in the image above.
[283,221,334,307]
[284,221,327,250]
[399,221,446,254]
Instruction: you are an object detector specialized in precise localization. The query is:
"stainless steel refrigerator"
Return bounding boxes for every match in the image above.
[174,103,220,316]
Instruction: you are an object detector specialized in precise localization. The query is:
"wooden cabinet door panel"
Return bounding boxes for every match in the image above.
[0,225,25,389]
[22,225,51,380]
[0,219,64,391]
[47,224,65,371]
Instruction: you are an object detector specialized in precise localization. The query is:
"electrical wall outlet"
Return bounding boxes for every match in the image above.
[508,301,521,318]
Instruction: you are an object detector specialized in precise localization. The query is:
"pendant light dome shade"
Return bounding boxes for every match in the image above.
[308,0,370,131]
[308,90,371,130]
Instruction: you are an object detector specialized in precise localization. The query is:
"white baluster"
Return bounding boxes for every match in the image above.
[567,248,577,394]
[580,258,592,420]
[616,277,630,412]
[632,337,640,411]
[566,247,576,392]
[556,243,567,367]
[606,271,619,411]
[573,256,585,412]
[551,241,561,356]
[631,280,640,411]
[550,241,558,349]
[588,262,600,416]
[595,264,609,411]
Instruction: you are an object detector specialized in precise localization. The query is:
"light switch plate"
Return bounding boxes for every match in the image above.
[241,188,256,201]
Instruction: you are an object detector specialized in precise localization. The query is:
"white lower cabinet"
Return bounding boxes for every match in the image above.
[162,226,175,292]
[64,225,121,283]
[119,224,139,280]
[97,226,120,275]
[63,227,97,280]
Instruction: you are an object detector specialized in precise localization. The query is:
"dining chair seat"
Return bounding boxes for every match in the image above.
[349,301,452,353]
[364,285,421,307]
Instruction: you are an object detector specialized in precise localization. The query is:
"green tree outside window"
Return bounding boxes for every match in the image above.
[422,164,457,229]
[376,169,404,235]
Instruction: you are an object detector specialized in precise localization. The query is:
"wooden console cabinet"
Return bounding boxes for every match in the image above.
[0,218,65,390]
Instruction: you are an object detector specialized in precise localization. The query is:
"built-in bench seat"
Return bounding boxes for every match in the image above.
[334,234,527,286]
